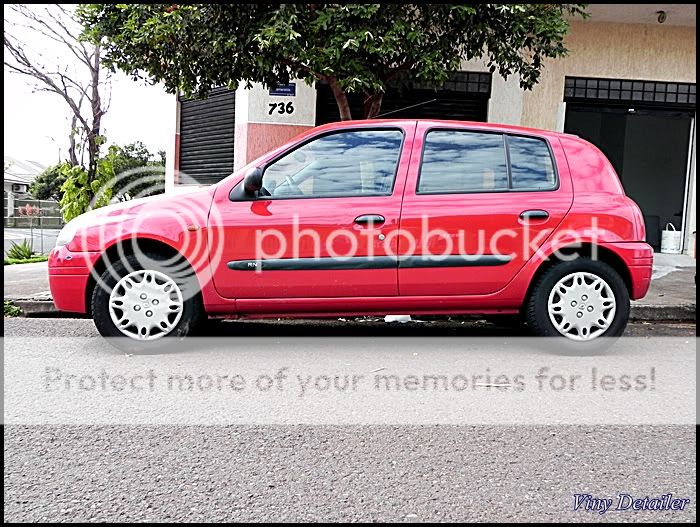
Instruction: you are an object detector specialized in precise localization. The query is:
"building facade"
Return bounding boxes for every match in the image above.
[166,4,696,254]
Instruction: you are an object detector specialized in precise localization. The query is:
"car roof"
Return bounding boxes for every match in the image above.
[315,118,577,138]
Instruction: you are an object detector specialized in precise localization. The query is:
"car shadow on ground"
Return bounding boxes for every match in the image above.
[200,317,529,337]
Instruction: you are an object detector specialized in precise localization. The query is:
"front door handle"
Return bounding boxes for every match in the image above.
[519,210,550,221]
[354,214,385,226]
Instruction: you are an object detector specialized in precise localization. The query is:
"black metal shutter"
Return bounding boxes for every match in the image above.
[178,87,235,185]
[564,77,696,110]
[315,72,491,125]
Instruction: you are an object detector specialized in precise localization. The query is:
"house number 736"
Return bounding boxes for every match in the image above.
[269,102,295,115]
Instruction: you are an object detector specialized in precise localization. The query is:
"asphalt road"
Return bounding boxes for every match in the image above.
[4,318,697,522]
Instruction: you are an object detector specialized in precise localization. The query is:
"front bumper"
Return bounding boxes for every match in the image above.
[599,241,653,300]
[48,245,101,314]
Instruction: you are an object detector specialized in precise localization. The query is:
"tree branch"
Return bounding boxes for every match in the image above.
[4,4,110,192]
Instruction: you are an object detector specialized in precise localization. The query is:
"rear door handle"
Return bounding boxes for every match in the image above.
[354,214,385,226]
[519,210,550,220]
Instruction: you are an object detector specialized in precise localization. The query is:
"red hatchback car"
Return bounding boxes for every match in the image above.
[49,120,652,343]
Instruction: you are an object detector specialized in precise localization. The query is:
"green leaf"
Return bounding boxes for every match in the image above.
[78,3,587,119]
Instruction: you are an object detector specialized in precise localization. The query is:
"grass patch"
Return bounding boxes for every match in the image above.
[4,255,49,265]
[4,300,22,317]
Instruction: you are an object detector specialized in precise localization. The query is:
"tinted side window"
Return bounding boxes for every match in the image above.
[508,136,557,190]
[418,131,508,193]
[262,130,403,198]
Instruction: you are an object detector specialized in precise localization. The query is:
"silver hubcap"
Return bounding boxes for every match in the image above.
[108,270,184,340]
[547,272,616,341]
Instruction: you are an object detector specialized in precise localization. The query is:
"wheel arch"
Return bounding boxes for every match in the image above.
[85,237,190,317]
[522,243,633,309]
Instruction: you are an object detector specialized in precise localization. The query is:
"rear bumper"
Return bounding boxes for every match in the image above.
[628,264,653,300]
[599,241,653,300]
[48,246,101,314]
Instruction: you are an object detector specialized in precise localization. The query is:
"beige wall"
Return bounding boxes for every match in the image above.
[461,57,524,125]
[522,21,696,131]
[518,20,696,254]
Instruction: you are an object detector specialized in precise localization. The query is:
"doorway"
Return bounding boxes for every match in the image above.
[564,104,693,251]
[315,71,491,125]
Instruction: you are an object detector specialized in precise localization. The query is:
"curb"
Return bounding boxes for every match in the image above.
[7,298,697,322]
[12,300,74,317]
[629,304,696,322]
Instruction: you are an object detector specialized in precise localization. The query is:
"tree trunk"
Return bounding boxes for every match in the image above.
[364,93,384,119]
[327,77,353,121]
[68,93,85,167]
[86,44,103,200]
[67,113,79,166]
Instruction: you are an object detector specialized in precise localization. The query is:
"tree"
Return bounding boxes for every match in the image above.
[28,143,165,203]
[4,4,110,196]
[108,142,166,200]
[58,141,165,220]
[79,4,587,120]
[29,164,68,201]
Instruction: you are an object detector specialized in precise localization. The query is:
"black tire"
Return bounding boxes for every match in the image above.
[524,258,630,347]
[91,252,205,350]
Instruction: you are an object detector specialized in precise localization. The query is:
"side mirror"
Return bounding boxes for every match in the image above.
[243,167,263,193]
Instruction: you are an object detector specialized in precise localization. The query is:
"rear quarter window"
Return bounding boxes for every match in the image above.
[508,135,557,190]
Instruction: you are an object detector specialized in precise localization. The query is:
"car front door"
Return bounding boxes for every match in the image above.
[397,123,573,296]
[208,124,415,300]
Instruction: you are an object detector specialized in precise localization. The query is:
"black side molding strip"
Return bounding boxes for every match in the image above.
[228,256,397,271]
[398,254,512,268]
[228,254,512,271]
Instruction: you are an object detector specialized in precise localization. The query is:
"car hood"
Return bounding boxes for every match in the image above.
[70,187,216,226]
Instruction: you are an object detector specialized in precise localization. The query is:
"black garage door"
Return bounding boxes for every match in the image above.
[178,87,236,185]
[563,76,695,250]
[316,72,491,125]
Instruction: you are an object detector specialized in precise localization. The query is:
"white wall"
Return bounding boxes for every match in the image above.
[164,96,179,192]
[683,117,696,254]
[461,57,524,125]
[245,81,317,126]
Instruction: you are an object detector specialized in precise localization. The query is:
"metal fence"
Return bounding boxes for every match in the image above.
[3,192,65,229]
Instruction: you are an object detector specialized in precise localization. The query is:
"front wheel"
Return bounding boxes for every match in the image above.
[525,258,630,342]
[91,253,204,347]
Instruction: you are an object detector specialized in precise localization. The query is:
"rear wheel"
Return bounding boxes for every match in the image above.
[91,253,204,347]
[525,258,630,342]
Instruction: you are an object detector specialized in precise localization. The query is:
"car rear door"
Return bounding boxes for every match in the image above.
[397,122,573,296]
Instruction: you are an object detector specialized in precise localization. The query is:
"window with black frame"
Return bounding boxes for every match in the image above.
[417,130,557,194]
[508,135,557,191]
[261,130,404,198]
[417,130,509,193]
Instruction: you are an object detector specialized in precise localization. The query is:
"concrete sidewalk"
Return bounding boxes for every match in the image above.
[4,255,696,320]
[3,261,51,299]
[630,253,696,321]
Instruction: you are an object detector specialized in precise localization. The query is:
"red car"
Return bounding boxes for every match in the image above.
[49,120,652,343]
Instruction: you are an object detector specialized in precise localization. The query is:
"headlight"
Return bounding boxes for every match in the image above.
[55,218,80,247]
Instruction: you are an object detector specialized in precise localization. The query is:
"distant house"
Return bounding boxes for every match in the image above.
[3,156,46,196]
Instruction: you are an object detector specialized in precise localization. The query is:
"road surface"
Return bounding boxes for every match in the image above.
[4,318,696,522]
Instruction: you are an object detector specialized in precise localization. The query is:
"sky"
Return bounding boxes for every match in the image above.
[3,4,173,168]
